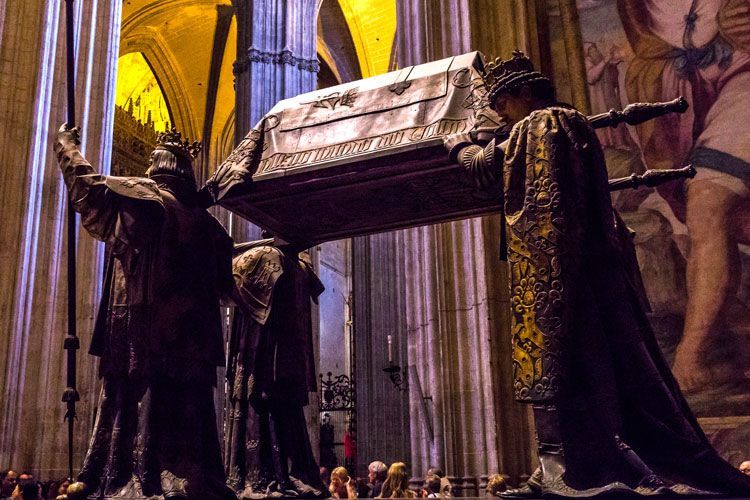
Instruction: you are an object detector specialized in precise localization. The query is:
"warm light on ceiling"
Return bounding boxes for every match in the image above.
[338,0,396,77]
[115,52,172,132]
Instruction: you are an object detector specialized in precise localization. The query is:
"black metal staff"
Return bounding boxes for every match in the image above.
[61,0,80,484]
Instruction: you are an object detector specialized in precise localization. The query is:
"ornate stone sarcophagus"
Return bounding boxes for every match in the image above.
[206,51,501,245]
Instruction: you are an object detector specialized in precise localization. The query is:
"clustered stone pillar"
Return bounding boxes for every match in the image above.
[0,0,121,479]
[352,234,411,478]
[393,0,551,488]
[230,0,318,243]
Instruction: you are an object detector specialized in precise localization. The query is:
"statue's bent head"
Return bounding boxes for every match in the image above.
[146,128,202,189]
[482,51,555,123]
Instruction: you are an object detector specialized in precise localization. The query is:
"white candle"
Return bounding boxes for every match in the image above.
[387,334,393,363]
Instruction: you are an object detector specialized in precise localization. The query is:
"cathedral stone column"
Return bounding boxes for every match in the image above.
[230,0,318,242]
[352,233,411,478]
[394,0,550,488]
[0,0,121,478]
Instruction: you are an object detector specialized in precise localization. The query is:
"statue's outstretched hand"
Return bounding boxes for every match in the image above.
[55,123,81,158]
[443,132,474,163]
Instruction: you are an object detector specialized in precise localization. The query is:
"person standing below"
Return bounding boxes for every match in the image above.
[54,126,236,500]
[1,470,17,499]
[329,467,356,500]
[367,461,387,498]
[377,463,415,499]
[584,41,632,150]
[444,51,750,497]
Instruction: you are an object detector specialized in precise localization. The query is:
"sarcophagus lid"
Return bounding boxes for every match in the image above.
[206,51,502,245]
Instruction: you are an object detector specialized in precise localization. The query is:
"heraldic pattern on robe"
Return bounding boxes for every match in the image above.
[493,105,750,494]
[224,241,325,498]
[57,144,236,499]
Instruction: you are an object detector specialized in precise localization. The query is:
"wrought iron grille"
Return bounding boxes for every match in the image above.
[319,371,356,472]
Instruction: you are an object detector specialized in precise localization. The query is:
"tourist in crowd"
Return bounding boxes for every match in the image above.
[1,470,18,499]
[421,468,450,498]
[741,461,750,475]
[421,474,441,498]
[378,462,415,499]
[485,474,507,497]
[15,475,32,488]
[13,477,40,500]
[50,479,70,500]
[367,461,387,497]
[329,467,356,500]
[355,478,371,499]
[320,467,332,489]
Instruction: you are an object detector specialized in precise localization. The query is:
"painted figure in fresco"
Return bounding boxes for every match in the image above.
[444,51,750,497]
[617,0,750,392]
[224,239,326,499]
[584,41,633,150]
[54,126,236,500]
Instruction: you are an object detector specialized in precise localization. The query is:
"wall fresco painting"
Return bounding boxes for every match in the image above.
[548,0,750,466]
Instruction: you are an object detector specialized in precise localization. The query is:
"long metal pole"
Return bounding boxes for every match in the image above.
[62,0,80,483]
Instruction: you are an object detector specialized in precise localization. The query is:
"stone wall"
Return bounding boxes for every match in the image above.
[0,0,121,478]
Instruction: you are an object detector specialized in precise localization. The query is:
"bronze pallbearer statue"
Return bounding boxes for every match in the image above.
[445,51,750,497]
[55,126,236,500]
[224,240,326,499]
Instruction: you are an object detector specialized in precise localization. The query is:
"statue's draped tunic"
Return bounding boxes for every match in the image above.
[461,106,750,494]
[224,242,324,497]
[58,147,235,499]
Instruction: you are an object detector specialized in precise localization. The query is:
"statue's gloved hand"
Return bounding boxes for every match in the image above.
[470,126,502,144]
[55,123,81,159]
[443,132,474,163]
[196,185,214,209]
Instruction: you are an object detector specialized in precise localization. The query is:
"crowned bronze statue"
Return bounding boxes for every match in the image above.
[55,126,237,500]
[444,52,750,497]
[224,239,326,499]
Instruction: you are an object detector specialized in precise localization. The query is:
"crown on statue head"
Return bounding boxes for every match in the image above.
[156,128,202,159]
[481,50,551,104]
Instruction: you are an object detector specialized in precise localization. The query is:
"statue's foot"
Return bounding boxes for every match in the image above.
[287,476,326,498]
[541,479,633,498]
[499,484,540,498]
[668,483,720,497]
[238,486,269,500]
[160,471,188,500]
[266,480,299,498]
[103,475,149,498]
[500,468,542,498]
[536,454,635,498]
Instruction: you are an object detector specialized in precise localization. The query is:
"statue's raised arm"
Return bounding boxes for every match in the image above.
[53,125,236,500]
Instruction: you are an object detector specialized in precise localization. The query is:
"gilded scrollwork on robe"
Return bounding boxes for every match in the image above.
[503,107,598,402]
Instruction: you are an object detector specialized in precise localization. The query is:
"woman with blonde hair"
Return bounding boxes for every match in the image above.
[378,462,416,498]
[329,466,356,499]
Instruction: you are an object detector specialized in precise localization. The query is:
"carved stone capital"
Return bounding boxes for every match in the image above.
[235,46,319,74]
